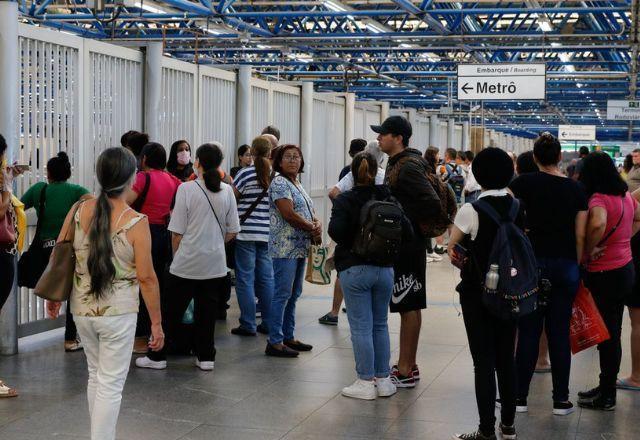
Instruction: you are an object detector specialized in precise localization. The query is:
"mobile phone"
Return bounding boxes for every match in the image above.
[451,243,467,270]
[13,164,30,172]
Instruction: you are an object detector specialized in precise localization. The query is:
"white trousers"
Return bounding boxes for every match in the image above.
[75,313,137,440]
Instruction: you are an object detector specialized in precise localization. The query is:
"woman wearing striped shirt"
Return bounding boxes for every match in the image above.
[231,136,274,336]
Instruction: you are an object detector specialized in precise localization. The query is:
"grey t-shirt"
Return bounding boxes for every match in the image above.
[168,180,240,279]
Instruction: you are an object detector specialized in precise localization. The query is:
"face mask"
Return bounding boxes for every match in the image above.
[177,151,191,166]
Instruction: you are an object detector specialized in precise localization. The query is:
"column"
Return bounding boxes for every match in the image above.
[300,82,313,191]
[429,115,439,151]
[462,121,470,151]
[144,42,163,141]
[447,119,455,148]
[344,92,355,164]
[0,0,19,355]
[380,101,390,122]
[235,66,252,148]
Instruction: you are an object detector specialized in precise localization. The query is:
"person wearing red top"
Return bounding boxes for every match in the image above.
[579,152,640,411]
[127,142,181,352]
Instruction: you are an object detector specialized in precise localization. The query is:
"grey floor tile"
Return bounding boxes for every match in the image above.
[290,412,396,438]
[180,425,287,440]
[384,420,477,440]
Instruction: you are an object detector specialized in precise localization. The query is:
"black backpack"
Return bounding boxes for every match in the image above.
[352,196,404,265]
[473,198,539,320]
[445,164,465,203]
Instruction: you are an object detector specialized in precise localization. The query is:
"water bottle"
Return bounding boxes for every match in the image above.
[485,264,500,291]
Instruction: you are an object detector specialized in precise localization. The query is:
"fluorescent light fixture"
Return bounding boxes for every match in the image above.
[324,0,347,12]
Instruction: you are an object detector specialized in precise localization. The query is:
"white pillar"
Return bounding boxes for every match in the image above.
[236,65,252,148]
[429,115,440,151]
[144,42,163,142]
[0,1,19,355]
[462,121,470,151]
[344,93,355,164]
[447,119,455,149]
[380,102,390,122]
[300,82,314,191]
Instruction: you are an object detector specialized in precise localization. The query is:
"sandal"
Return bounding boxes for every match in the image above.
[616,378,640,391]
[0,380,18,398]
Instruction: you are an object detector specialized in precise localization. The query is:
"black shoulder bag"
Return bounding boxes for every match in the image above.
[18,184,53,288]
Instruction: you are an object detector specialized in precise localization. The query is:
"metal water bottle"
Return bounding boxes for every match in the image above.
[485,264,500,291]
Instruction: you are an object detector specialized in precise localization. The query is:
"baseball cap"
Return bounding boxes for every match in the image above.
[370,116,412,141]
[348,138,367,155]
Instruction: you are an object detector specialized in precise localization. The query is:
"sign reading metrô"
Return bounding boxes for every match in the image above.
[558,125,596,141]
[607,100,640,121]
[457,63,546,101]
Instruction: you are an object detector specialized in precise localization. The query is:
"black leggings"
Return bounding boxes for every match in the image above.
[0,252,15,312]
[460,288,517,434]
[584,262,635,398]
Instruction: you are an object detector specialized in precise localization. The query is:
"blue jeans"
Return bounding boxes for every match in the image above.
[340,265,394,380]
[235,240,274,332]
[269,258,306,345]
[516,257,580,402]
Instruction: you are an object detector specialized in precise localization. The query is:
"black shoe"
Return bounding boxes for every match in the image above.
[434,245,446,255]
[578,395,616,411]
[578,386,600,399]
[499,424,516,440]
[452,430,496,440]
[231,326,256,337]
[284,339,313,351]
[256,323,269,334]
[553,401,575,416]
[265,343,299,358]
[495,398,527,413]
[318,313,338,326]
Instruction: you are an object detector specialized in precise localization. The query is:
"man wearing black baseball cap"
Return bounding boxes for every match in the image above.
[372,115,441,389]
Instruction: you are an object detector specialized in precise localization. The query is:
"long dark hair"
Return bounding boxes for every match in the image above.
[624,154,633,174]
[167,140,191,173]
[579,152,628,198]
[251,136,271,190]
[88,148,137,298]
[351,152,378,186]
[516,151,539,175]
[423,146,439,174]
[196,143,224,192]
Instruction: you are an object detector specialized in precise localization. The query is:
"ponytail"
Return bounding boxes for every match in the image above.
[351,152,377,186]
[196,142,224,193]
[251,136,272,190]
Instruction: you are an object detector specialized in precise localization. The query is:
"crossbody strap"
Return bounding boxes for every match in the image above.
[33,184,47,241]
[597,197,625,247]
[288,179,314,219]
[195,181,225,239]
[239,185,268,225]
[131,172,151,212]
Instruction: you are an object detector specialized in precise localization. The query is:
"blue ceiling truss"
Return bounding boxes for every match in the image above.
[17,0,640,142]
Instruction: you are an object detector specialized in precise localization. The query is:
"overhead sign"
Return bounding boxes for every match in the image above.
[607,100,640,121]
[457,63,546,101]
[558,125,596,141]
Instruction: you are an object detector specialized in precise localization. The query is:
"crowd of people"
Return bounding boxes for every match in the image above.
[1,117,640,440]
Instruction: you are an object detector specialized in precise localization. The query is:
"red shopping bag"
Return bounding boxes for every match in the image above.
[570,282,610,354]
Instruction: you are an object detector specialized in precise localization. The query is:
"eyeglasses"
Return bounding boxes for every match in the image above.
[283,155,301,162]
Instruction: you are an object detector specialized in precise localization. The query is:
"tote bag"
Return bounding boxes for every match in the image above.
[305,244,332,285]
[570,282,610,354]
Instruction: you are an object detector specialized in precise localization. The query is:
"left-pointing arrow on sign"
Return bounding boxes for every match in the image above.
[461,83,473,94]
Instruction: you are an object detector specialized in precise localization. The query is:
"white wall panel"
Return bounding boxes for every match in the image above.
[200,72,236,171]
[252,86,269,138]
[439,121,449,150]
[454,126,463,148]
[414,117,430,152]
[273,90,300,145]
[159,61,196,150]
[354,107,365,140]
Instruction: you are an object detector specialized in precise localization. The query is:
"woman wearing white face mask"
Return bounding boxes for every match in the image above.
[136,143,240,371]
[167,140,194,182]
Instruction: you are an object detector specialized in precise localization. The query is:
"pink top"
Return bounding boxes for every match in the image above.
[586,192,637,272]
[132,170,181,225]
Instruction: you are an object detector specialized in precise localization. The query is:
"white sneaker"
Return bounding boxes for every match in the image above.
[195,359,215,371]
[135,356,167,370]
[342,379,376,400]
[427,252,443,262]
[375,376,397,397]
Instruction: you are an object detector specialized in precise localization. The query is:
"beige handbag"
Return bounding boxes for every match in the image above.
[305,244,332,285]
[33,202,82,302]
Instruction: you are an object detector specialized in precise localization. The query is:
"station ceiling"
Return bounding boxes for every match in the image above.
[19,0,639,141]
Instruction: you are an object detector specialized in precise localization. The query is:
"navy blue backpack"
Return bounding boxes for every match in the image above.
[473,198,539,320]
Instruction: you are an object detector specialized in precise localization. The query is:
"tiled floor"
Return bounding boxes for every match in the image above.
[1,260,639,439]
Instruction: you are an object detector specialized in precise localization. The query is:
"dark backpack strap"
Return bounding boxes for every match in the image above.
[239,186,268,225]
[33,184,47,241]
[472,198,503,225]
[132,172,151,212]
[507,198,520,222]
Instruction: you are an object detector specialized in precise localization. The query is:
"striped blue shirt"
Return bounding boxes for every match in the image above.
[234,166,270,242]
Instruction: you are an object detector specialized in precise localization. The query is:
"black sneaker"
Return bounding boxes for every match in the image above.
[496,398,528,413]
[265,343,299,358]
[391,364,420,381]
[452,430,496,440]
[318,313,338,326]
[499,424,516,440]
[578,386,600,399]
[434,245,446,255]
[231,326,256,337]
[390,370,416,388]
[284,339,313,351]
[578,395,616,411]
[553,401,575,416]
[256,323,269,334]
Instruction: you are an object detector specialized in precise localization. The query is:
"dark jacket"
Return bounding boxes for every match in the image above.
[385,148,441,250]
[328,185,413,272]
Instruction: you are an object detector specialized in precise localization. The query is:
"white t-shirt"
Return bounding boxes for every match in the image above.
[453,189,509,240]
[464,166,482,193]
[168,180,241,280]
[334,168,386,193]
